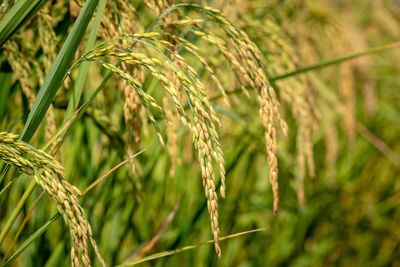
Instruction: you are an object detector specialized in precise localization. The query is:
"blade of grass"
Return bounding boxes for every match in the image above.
[0,161,11,187]
[212,103,245,125]
[0,0,47,47]
[0,181,36,247]
[2,213,61,267]
[20,0,99,142]
[0,175,18,199]
[63,0,107,122]
[117,228,266,266]
[4,191,45,259]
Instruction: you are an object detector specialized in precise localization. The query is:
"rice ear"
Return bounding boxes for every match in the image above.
[0,132,105,266]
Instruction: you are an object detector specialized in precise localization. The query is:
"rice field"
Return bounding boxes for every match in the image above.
[1,0,400,266]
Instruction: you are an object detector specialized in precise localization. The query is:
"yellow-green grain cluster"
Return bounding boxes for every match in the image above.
[0,132,105,267]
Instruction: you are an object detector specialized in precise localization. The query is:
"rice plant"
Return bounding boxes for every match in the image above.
[1,0,400,266]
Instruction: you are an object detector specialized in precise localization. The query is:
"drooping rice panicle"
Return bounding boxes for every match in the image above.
[0,132,105,267]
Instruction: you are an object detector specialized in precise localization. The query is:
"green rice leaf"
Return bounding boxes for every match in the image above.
[20,0,99,142]
[0,0,47,47]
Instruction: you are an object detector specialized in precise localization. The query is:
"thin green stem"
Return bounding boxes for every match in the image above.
[117,228,266,266]
[0,181,36,247]
[0,175,17,199]
[3,213,60,267]
[210,41,400,101]
[271,41,400,81]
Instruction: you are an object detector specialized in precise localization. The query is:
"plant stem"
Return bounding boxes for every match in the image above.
[0,180,36,247]
[210,41,400,101]
[271,41,400,81]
